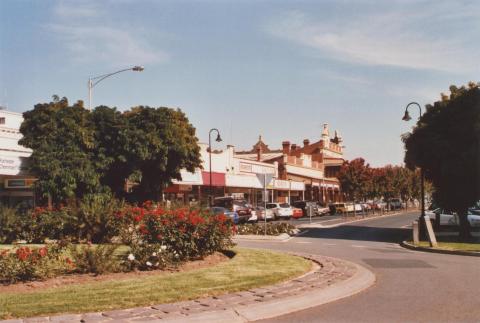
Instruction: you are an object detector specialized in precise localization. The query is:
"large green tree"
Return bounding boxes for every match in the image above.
[19,96,100,204]
[20,98,202,204]
[403,83,480,241]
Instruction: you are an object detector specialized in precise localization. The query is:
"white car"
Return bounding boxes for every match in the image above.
[254,206,275,221]
[426,208,480,227]
[266,203,293,220]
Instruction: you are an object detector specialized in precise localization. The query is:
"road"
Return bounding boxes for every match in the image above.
[238,211,480,322]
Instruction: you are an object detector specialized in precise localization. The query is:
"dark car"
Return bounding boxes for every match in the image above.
[292,200,319,217]
[213,197,251,223]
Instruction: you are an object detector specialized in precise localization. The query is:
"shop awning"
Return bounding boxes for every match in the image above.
[226,174,263,189]
[202,171,226,186]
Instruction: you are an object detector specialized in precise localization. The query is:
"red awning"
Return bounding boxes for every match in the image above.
[202,171,226,187]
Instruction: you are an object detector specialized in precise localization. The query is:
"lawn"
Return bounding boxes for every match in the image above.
[0,247,312,319]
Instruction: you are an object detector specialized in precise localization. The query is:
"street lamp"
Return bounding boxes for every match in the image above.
[88,66,144,110]
[402,102,425,220]
[208,128,222,206]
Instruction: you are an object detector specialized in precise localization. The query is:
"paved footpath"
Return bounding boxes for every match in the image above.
[2,254,375,323]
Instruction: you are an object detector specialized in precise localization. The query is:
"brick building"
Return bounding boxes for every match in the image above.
[235,124,344,204]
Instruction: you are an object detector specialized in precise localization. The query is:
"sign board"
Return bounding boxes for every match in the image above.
[4,178,35,189]
[0,156,22,176]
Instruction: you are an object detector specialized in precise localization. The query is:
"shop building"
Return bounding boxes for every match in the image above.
[164,143,305,205]
[0,109,35,208]
[236,124,344,204]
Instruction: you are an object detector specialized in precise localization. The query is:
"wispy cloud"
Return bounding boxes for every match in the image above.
[266,2,480,73]
[48,1,168,67]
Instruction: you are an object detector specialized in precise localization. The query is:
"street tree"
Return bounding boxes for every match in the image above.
[338,158,372,201]
[403,83,480,241]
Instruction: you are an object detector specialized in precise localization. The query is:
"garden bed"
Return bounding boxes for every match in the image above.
[0,248,311,319]
[236,222,298,236]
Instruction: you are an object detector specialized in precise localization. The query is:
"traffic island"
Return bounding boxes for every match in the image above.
[1,251,376,322]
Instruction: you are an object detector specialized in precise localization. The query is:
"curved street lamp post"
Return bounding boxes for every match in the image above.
[208,128,222,206]
[88,66,144,110]
[402,102,426,233]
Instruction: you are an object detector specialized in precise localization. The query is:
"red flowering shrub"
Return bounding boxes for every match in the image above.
[0,243,70,284]
[119,206,235,268]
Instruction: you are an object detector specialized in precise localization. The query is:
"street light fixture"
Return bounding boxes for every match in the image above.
[208,128,222,206]
[402,101,426,220]
[87,66,144,110]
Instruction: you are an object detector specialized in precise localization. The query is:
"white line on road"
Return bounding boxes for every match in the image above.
[351,245,367,248]
[295,241,312,244]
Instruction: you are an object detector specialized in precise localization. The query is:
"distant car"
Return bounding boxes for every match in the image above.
[388,198,403,210]
[209,206,239,224]
[329,202,347,214]
[292,208,303,219]
[213,197,251,223]
[292,200,318,216]
[266,203,293,220]
[254,206,274,221]
[316,203,330,216]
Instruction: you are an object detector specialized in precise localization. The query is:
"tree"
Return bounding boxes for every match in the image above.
[19,97,101,204]
[123,106,201,201]
[338,158,372,201]
[403,83,480,241]
[21,98,202,204]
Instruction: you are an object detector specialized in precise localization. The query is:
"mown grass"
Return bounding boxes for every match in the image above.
[413,241,480,252]
[0,247,312,319]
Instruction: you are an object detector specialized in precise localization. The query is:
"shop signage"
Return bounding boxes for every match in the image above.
[5,178,35,189]
[0,156,22,176]
[239,162,275,175]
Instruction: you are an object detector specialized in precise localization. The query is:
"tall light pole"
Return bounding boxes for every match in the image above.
[402,101,426,221]
[208,128,222,206]
[88,66,144,110]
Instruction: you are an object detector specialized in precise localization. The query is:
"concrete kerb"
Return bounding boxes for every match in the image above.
[401,240,480,257]
[233,257,376,322]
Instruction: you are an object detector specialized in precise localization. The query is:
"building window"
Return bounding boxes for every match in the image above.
[0,117,5,125]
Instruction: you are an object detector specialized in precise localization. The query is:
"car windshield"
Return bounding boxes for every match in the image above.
[279,203,290,208]
[266,204,276,209]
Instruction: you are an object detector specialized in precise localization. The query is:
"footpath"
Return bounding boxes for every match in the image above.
[2,253,375,323]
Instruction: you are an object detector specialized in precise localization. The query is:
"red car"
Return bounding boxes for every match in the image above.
[292,208,303,219]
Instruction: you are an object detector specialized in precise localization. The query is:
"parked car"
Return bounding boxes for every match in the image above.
[329,202,348,214]
[388,198,403,210]
[370,200,387,210]
[253,206,275,221]
[266,202,293,220]
[213,197,251,223]
[292,200,318,216]
[426,208,480,227]
[292,208,303,219]
[316,203,330,216]
[208,206,239,224]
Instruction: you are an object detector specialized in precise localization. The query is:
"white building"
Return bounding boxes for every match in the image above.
[0,109,35,207]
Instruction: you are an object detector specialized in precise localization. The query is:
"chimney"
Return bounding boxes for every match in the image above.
[303,139,310,147]
[282,141,291,154]
[291,144,297,152]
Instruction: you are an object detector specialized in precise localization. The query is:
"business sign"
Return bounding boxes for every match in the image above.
[0,156,22,176]
[239,162,275,175]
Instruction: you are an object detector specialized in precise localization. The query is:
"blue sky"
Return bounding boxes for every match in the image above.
[1,0,480,166]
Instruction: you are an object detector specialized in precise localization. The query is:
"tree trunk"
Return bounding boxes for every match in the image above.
[457,208,472,242]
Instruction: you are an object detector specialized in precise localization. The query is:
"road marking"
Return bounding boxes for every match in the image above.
[323,243,337,246]
[351,245,367,248]
[295,241,312,244]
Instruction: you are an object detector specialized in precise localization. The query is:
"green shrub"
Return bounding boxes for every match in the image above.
[0,206,23,243]
[67,243,120,275]
[236,222,297,236]
[0,243,69,284]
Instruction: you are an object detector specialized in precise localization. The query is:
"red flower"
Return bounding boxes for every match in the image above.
[16,247,32,261]
[38,247,48,258]
[139,224,149,235]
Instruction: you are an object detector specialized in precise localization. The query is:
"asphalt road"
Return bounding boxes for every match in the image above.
[238,211,480,323]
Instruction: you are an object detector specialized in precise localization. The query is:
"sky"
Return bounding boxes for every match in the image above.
[1,0,480,167]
